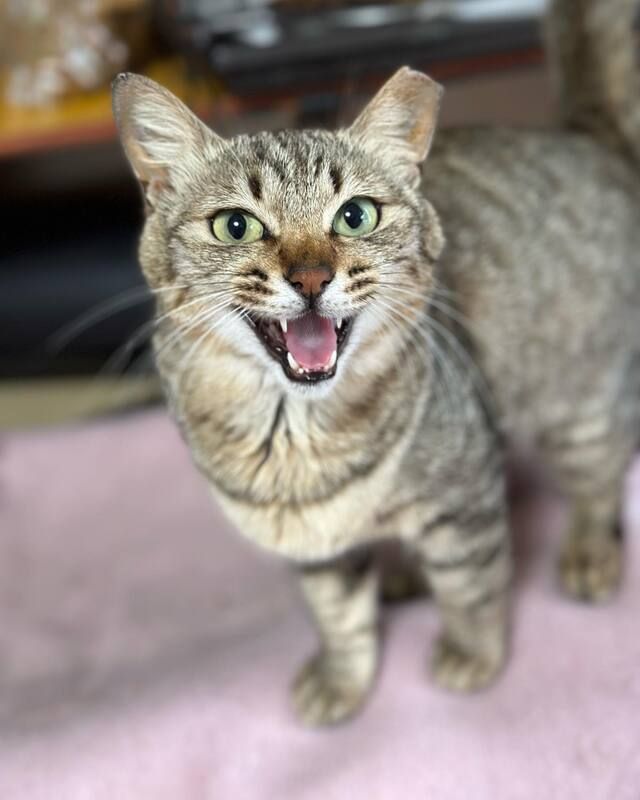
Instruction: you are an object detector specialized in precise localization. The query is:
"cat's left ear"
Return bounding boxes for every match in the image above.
[112,73,225,206]
[349,67,443,183]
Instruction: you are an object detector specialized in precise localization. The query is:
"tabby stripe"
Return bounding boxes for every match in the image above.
[465,579,510,609]
[444,156,518,221]
[236,293,267,306]
[348,265,371,277]
[213,451,379,507]
[422,539,504,572]
[349,278,376,293]
[237,282,273,295]
[421,505,503,539]
[248,175,262,200]
[251,397,286,478]
[376,496,427,525]
[267,158,287,184]
[245,267,269,282]
[329,164,343,194]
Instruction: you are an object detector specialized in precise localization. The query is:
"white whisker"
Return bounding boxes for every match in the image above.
[372,294,462,420]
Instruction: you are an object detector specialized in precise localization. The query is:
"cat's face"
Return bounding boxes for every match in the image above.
[113,69,444,395]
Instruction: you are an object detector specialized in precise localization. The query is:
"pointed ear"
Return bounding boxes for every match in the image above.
[112,73,223,205]
[350,67,443,182]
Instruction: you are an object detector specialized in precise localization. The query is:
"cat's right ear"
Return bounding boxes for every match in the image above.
[112,73,223,206]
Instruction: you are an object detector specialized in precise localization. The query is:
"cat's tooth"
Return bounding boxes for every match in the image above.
[287,352,301,373]
[336,318,343,329]
[280,318,288,333]
[328,349,337,369]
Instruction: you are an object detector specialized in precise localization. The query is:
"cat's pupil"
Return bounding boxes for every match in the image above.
[228,213,247,240]
[343,203,364,230]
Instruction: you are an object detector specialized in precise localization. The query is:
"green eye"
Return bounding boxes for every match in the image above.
[211,210,264,244]
[332,197,379,238]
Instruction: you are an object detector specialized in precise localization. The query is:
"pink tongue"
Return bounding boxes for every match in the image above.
[284,311,337,370]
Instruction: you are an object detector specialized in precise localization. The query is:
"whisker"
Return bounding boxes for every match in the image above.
[372,295,461,420]
[45,278,239,355]
[46,285,153,353]
[420,311,495,417]
[363,304,422,398]
[97,318,157,378]
[154,298,235,363]
[178,305,244,389]
[378,282,481,348]
[379,292,495,420]
[98,291,235,378]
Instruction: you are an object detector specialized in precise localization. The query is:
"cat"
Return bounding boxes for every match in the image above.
[112,0,640,726]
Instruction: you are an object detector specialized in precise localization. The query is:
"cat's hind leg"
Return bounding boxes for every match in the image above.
[558,499,623,602]
[540,392,638,603]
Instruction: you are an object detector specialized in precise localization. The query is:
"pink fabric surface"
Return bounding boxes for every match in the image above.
[0,409,638,799]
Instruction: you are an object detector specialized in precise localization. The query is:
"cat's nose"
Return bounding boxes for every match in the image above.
[286,265,334,299]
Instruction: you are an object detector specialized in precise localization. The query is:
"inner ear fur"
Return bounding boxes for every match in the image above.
[350,67,443,174]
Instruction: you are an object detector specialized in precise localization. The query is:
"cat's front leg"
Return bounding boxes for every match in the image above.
[292,552,379,726]
[417,504,512,693]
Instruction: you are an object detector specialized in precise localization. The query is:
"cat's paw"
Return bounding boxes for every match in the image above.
[558,535,622,602]
[291,654,373,726]
[430,635,504,693]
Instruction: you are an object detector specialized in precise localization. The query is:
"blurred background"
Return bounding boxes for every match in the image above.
[0,0,551,428]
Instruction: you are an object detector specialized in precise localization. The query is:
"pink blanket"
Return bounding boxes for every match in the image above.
[0,410,638,798]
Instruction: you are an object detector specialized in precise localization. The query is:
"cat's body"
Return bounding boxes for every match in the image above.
[113,0,640,725]
[430,126,640,440]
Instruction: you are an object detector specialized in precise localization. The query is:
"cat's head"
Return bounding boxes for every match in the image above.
[112,68,444,396]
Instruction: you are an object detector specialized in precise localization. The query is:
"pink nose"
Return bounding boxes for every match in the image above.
[286,266,334,298]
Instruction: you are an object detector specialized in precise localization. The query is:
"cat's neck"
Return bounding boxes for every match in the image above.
[157,321,432,506]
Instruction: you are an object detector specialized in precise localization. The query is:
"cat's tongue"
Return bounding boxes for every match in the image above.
[284,311,337,371]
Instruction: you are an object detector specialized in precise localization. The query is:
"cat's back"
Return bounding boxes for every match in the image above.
[424,126,640,263]
[422,126,640,434]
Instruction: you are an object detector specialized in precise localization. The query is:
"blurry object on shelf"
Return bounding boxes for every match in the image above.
[1,0,153,107]
[0,58,220,158]
[274,0,418,7]
[159,0,545,93]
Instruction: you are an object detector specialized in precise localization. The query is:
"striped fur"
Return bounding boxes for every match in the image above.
[113,1,640,725]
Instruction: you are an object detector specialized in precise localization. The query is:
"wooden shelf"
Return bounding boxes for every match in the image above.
[0,48,543,160]
[0,59,221,159]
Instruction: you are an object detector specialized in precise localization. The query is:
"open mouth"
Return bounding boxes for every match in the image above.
[249,311,352,383]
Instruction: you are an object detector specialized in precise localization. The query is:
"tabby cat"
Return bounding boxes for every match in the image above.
[112,0,640,726]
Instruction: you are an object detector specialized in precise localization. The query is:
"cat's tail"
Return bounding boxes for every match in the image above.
[546,0,640,163]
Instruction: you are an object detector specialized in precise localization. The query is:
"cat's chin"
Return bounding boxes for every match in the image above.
[274,372,343,399]
[246,312,354,388]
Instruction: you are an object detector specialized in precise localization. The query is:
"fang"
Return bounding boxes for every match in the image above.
[287,352,302,373]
